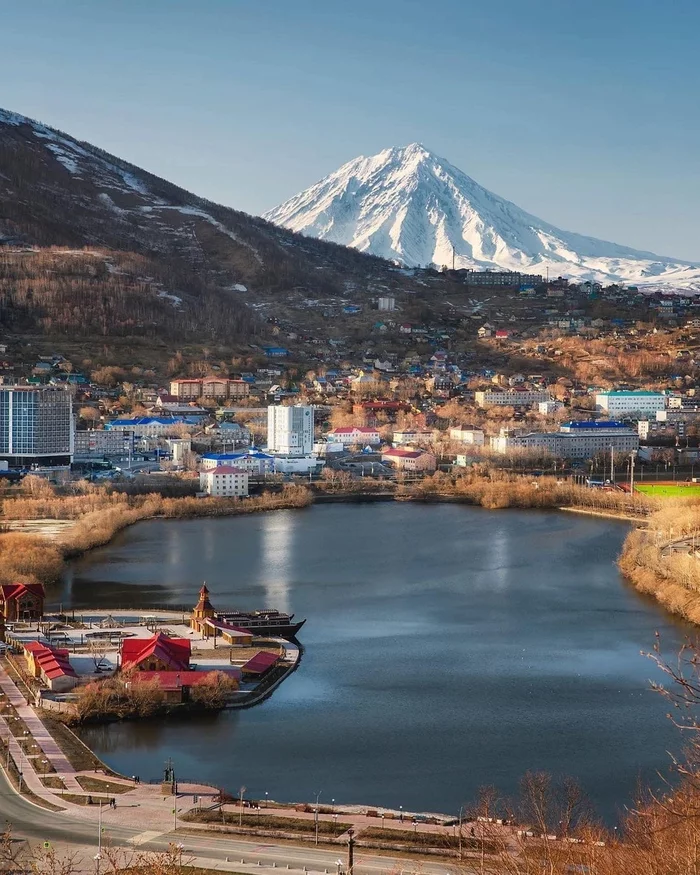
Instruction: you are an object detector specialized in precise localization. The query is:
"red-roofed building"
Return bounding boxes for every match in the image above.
[327,426,381,446]
[381,447,437,473]
[241,650,279,678]
[120,633,191,673]
[0,583,44,622]
[22,641,78,692]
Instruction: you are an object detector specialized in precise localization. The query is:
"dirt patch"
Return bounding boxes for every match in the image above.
[183,810,351,837]
[76,775,134,795]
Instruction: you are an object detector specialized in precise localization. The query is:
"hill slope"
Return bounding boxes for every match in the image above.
[0,108,399,347]
[264,143,700,287]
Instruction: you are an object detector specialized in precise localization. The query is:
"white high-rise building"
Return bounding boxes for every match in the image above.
[267,405,314,456]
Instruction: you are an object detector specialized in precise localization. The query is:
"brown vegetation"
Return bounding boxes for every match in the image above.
[618,501,700,624]
[0,484,313,593]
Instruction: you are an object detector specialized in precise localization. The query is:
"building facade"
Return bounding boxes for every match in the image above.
[474,389,551,408]
[326,426,381,446]
[0,388,73,467]
[490,421,639,459]
[74,428,134,458]
[170,378,250,400]
[381,448,437,473]
[449,427,485,445]
[595,390,666,416]
[200,450,276,475]
[267,405,314,455]
[199,465,249,497]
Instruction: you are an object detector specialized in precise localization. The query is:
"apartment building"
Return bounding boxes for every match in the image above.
[267,405,314,456]
[199,466,249,497]
[474,388,551,408]
[170,378,250,400]
[490,421,639,459]
[595,390,666,416]
[0,387,74,467]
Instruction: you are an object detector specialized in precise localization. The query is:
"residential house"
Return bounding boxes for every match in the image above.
[22,642,78,692]
[199,466,250,497]
[381,448,437,473]
[449,427,485,445]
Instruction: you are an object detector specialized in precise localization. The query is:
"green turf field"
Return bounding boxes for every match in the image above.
[635,483,700,496]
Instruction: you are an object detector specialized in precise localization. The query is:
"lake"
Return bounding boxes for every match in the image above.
[53,503,689,819]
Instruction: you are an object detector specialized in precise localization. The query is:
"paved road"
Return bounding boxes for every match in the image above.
[0,768,465,875]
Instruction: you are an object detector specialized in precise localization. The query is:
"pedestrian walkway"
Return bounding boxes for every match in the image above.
[0,666,83,792]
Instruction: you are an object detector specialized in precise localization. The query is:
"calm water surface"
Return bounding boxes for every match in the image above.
[53,504,689,818]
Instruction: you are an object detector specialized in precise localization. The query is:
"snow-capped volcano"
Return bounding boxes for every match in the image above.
[264,143,700,287]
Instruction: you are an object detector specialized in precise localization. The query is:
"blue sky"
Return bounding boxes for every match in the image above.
[2,0,700,259]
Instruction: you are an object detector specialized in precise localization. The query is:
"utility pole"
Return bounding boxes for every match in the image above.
[239,785,246,827]
[610,445,614,485]
[452,244,455,271]
[630,451,636,494]
[347,828,355,875]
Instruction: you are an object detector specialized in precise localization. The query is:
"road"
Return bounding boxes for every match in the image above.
[0,770,466,875]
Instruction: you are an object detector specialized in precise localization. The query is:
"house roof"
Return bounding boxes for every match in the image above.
[382,448,423,459]
[121,633,191,672]
[329,426,378,434]
[24,642,76,678]
[203,618,252,636]
[241,651,279,674]
[0,583,44,602]
[205,466,247,475]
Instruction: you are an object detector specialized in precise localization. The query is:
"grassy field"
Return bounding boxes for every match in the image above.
[635,483,700,497]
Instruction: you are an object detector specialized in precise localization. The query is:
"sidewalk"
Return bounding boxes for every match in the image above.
[0,666,83,792]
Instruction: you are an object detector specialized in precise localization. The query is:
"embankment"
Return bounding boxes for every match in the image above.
[617,500,700,625]
[0,485,314,591]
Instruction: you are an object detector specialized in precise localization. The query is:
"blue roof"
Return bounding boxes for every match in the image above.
[563,420,628,429]
[202,450,274,461]
[107,416,195,427]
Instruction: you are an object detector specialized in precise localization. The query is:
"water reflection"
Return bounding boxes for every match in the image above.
[259,511,292,613]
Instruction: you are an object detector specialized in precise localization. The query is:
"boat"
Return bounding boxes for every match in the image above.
[215,608,306,639]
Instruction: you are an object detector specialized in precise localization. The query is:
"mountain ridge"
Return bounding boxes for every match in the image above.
[264,143,700,287]
[0,107,409,349]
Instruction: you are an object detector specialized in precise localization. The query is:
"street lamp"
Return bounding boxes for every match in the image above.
[399,805,403,822]
[314,790,322,846]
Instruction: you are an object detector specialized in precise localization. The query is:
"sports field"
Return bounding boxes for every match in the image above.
[635,483,700,497]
